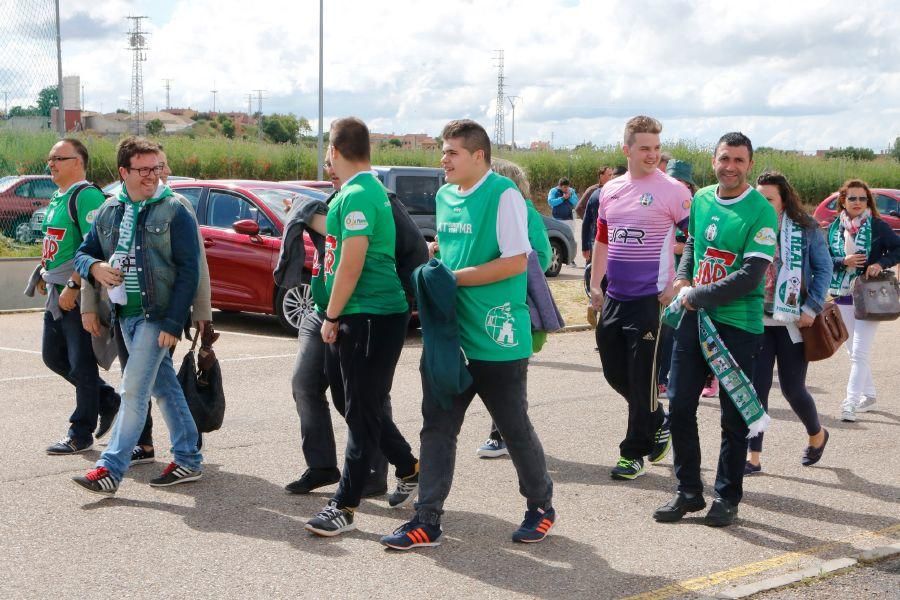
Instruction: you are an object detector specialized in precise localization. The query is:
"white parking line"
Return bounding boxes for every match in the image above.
[0,352,296,383]
[215,330,294,341]
[0,346,42,355]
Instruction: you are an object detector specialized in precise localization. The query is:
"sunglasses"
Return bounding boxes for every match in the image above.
[46,156,78,164]
[845,196,868,203]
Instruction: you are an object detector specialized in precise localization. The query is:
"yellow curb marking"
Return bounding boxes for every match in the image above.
[623,522,900,600]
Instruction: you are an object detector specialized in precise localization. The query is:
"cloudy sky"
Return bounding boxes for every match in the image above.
[4,0,900,152]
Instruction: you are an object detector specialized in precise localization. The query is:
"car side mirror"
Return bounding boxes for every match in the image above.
[889,210,899,218]
[232,219,260,236]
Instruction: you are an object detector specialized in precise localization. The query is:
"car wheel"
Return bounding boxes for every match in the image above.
[276,283,314,334]
[546,240,564,277]
[14,220,34,244]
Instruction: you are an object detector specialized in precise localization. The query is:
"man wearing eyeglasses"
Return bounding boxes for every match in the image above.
[40,138,121,456]
[71,136,202,496]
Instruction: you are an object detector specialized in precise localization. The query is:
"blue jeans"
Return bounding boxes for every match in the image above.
[42,308,119,443]
[98,315,201,482]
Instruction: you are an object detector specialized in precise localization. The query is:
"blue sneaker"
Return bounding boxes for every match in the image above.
[512,507,556,543]
[380,518,442,550]
[476,437,509,458]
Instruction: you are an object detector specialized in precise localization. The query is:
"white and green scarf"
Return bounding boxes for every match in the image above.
[827,209,872,297]
[772,213,803,323]
[662,290,770,438]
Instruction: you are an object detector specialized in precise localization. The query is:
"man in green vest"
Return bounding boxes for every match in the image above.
[380,119,555,550]
[39,138,120,455]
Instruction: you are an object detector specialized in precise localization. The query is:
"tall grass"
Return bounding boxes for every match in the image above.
[2,129,898,207]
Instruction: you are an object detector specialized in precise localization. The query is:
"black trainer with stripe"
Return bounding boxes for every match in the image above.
[149,462,202,487]
[305,501,356,537]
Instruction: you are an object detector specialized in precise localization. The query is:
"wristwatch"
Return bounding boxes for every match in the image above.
[65,280,81,290]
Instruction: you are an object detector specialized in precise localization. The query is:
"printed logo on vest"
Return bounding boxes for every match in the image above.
[639,193,654,206]
[704,223,718,241]
[696,246,737,285]
[484,302,518,348]
[344,211,368,231]
[324,234,337,275]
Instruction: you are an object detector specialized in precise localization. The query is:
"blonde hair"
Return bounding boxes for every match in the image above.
[624,115,662,146]
[491,157,531,199]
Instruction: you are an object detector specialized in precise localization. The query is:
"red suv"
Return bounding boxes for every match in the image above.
[169,180,327,333]
[813,188,900,233]
[0,175,57,237]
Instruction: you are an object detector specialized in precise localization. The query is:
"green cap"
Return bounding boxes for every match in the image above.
[666,159,695,187]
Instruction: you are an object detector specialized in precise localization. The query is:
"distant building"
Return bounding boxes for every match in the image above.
[166,108,198,120]
[370,132,438,150]
[79,110,194,134]
[530,140,551,151]
[62,75,81,110]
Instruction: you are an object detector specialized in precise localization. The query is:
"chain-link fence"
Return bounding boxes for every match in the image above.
[0,0,59,243]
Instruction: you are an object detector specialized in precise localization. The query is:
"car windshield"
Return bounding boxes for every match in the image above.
[250,187,328,221]
[0,176,20,192]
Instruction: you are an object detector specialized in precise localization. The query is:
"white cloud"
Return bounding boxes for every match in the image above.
[18,0,896,151]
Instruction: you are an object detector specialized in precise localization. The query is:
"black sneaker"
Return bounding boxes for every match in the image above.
[284,467,341,495]
[610,456,646,480]
[72,466,118,497]
[46,436,93,455]
[380,518,442,550]
[388,464,419,508]
[149,462,202,487]
[704,497,738,527]
[130,446,156,465]
[648,419,671,464]
[653,492,707,523]
[95,407,119,441]
[305,501,356,537]
[512,507,557,543]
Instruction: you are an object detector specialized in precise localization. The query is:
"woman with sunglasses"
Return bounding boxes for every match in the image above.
[745,172,832,474]
[827,179,900,422]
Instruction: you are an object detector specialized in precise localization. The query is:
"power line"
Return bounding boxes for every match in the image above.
[126,16,149,134]
[493,49,505,147]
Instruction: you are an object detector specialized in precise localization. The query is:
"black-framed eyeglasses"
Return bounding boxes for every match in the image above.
[845,196,867,203]
[46,156,78,164]
[126,165,164,177]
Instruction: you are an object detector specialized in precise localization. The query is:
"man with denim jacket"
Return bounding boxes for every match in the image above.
[71,136,201,496]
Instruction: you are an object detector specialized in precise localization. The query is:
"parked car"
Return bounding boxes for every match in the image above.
[280,180,335,195]
[0,175,57,238]
[167,179,327,334]
[813,188,900,233]
[371,166,577,277]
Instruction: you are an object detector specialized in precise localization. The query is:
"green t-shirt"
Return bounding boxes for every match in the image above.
[41,182,104,271]
[436,171,532,361]
[525,199,552,272]
[689,185,777,334]
[322,172,408,315]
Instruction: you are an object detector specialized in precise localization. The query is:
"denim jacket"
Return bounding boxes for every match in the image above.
[799,222,832,316]
[74,195,199,336]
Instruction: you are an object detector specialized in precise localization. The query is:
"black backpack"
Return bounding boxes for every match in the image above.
[66,182,109,238]
[386,191,428,300]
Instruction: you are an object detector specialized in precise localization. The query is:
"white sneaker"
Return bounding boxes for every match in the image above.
[856,396,877,413]
[841,408,857,422]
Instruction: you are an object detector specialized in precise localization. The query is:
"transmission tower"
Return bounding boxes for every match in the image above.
[507,95,520,150]
[162,78,172,109]
[211,81,218,113]
[493,49,505,147]
[252,89,267,139]
[126,16,149,134]
[246,94,253,116]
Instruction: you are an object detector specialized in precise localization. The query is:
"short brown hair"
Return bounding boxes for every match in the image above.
[491,158,530,198]
[597,166,611,178]
[61,137,89,166]
[116,136,160,170]
[330,117,370,162]
[837,178,880,218]
[624,115,662,146]
[441,119,491,163]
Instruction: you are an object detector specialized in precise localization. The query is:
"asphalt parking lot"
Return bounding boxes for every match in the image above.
[0,309,897,599]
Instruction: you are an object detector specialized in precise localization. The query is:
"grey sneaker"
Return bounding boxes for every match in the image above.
[856,396,877,413]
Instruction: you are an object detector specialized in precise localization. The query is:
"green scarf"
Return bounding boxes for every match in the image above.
[827,213,871,297]
[662,292,769,438]
[772,213,803,323]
